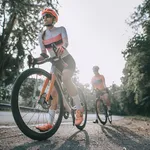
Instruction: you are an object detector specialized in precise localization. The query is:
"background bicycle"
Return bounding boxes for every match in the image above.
[95,89,112,125]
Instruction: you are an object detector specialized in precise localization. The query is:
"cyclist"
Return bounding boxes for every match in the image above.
[91,66,111,123]
[34,8,83,131]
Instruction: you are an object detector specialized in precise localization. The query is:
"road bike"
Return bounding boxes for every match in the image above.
[95,89,112,125]
[11,44,87,141]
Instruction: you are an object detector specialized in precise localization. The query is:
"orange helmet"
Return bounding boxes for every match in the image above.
[42,8,58,22]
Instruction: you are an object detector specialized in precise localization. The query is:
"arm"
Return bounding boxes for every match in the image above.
[91,78,95,94]
[57,27,69,56]
[102,75,107,89]
[102,75,109,93]
[61,26,69,48]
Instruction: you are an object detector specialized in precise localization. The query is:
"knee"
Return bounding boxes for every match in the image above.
[62,70,72,83]
[62,75,68,83]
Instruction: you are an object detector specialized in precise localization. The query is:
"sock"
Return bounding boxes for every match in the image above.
[49,109,55,125]
[72,94,82,110]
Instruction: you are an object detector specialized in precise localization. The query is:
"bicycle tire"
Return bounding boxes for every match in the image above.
[95,99,107,125]
[11,68,63,141]
[108,112,112,124]
[75,87,87,130]
[70,98,75,126]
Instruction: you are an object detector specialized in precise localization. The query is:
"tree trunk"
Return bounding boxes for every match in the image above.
[0,13,16,79]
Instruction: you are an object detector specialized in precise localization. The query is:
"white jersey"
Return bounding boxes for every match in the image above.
[38,26,69,58]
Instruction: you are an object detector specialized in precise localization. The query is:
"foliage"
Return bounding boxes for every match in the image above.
[0,0,59,86]
[121,0,150,116]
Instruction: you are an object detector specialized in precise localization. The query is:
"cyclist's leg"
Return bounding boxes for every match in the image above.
[46,66,59,126]
[36,65,58,131]
[102,93,111,111]
[93,92,101,123]
[49,88,58,124]
[62,69,83,125]
[36,88,58,131]
[93,98,99,123]
[61,55,83,125]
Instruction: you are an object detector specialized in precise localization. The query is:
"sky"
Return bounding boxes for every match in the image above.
[36,0,143,86]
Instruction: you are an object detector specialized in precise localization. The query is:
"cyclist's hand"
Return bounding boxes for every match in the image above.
[57,46,65,56]
[27,55,37,68]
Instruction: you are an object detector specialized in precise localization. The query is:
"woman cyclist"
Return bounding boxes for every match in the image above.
[34,8,83,131]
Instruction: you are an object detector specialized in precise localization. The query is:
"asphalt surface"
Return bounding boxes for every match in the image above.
[0,111,150,150]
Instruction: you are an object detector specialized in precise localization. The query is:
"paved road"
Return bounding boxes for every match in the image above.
[0,111,123,126]
[1,111,150,150]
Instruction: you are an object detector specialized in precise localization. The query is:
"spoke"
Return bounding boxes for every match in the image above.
[44,112,49,123]
[21,111,29,118]
[26,111,37,125]
[35,105,42,125]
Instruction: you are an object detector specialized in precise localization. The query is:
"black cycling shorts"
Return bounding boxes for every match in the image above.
[52,54,76,73]
[96,89,108,98]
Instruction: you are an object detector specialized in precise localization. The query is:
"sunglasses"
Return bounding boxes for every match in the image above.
[93,69,98,72]
[42,14,53,19]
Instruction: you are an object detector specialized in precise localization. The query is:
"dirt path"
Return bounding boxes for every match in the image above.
[113,117,150,137]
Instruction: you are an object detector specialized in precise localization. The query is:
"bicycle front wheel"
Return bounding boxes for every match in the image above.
[11,68,63,140]
[96,99,107,125]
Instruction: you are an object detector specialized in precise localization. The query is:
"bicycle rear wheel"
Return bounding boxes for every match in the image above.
[108,111,112,124]
[75,88,87,130]
[11,68,63,140]
[96,99,107,125]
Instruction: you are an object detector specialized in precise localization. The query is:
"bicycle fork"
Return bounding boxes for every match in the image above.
[39,73,56,105]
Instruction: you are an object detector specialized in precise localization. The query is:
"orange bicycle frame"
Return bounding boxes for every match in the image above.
[39,73,56,102]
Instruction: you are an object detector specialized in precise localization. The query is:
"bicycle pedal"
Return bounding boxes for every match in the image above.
[38,97,49,109]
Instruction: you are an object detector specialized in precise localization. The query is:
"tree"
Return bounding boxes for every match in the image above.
[0,0,59,86]
[121,0,150,116]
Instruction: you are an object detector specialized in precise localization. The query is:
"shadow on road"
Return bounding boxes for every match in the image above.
[101,124,150,150]
[12,130,90,150]
[57,130,90,150]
